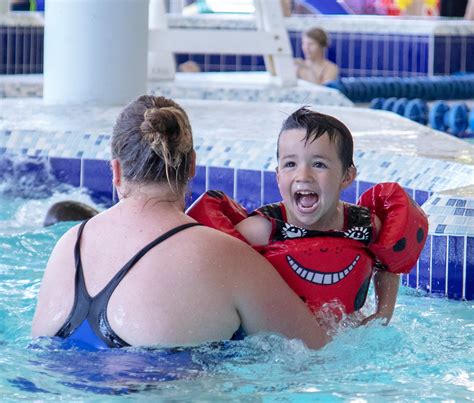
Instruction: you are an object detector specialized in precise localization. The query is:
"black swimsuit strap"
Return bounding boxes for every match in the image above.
[54,219,92,339]
[74,219,90,273]
[73,219,92,299]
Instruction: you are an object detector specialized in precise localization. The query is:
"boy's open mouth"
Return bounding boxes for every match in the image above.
[295,191,319,213]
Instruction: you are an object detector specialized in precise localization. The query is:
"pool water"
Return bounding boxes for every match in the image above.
[1,194,473,400]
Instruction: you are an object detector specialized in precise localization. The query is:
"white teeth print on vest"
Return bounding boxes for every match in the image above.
[286,255,361,285]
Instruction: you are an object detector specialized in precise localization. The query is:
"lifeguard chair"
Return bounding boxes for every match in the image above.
[148,0,297,86]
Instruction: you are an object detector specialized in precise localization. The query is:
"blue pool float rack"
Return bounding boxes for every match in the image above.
[370,98,474,137]
[327,74,474,104]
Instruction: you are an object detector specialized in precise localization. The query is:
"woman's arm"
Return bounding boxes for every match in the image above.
[227,238,331,349]
[295,62,319,84]
[31,226,78,337]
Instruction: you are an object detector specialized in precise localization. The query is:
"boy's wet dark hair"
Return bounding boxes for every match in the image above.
[278,107,355,172]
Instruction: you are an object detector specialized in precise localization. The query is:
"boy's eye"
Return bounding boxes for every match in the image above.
[283,161,295,168]
[313,161,327,168]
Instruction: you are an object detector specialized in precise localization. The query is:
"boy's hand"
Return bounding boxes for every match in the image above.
[359,309,393,326]
[360,270,400,326]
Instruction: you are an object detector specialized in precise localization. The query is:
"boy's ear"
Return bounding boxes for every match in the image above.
[341,165,356,189]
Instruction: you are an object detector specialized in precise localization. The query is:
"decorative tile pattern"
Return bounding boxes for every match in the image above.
[423,195,474,236]
[150,77,353,107]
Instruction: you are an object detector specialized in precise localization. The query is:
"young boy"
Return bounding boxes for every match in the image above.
[188,107,428,324]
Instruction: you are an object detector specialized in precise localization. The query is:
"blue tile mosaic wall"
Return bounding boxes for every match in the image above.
[82,158,113,206]
[189,165,206,205]
[447,236,464,300]
[467,237,474,300]
[0,25,43,74]
[236,169,262,212]
[1,146,473,301]
[434,35,474,75]
[49,156,81,188]
[208,166,235,199]
[262,171,280,205]
[418,234,432,293]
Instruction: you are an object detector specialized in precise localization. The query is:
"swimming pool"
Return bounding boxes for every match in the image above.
[0,89,473,400]
[1,190,473,400]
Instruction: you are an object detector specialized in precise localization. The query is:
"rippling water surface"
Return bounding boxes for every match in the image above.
[1,194,473,401]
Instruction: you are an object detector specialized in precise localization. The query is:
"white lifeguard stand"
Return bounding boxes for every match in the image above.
[148,0,297,86]
[0,0,10,14]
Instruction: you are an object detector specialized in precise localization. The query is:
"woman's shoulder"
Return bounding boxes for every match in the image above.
[53,221,83,247]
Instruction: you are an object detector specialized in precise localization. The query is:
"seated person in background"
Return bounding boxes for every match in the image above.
[189,107,428,325]
[178,60,201,73]
[294,27,339,85]
[43,201,99,227]
[465,0,474,19]
[32,95,330,350]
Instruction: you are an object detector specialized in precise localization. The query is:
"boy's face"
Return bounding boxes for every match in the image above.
[276,129,354,231]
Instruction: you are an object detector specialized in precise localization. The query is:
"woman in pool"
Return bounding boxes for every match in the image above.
[294,27,339,85]
[31,95,330,350]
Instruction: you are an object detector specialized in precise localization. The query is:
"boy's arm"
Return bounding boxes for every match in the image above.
[361,269,400,326]
[361,213,400,326]
[235,216,272,246]
[357,182,428,325]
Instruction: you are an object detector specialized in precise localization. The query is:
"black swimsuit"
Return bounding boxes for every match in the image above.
[55,221,202,349]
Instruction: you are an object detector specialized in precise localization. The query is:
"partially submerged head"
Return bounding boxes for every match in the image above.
[43,201,98,227]
[111,95,195,197]
[276,107,356,230]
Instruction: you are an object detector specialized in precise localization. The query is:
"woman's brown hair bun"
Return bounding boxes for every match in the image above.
[141,106,193,169]
[111,95,194,190]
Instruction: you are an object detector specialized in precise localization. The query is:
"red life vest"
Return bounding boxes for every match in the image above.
[187,184,429,315]
[252,203,377,314]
